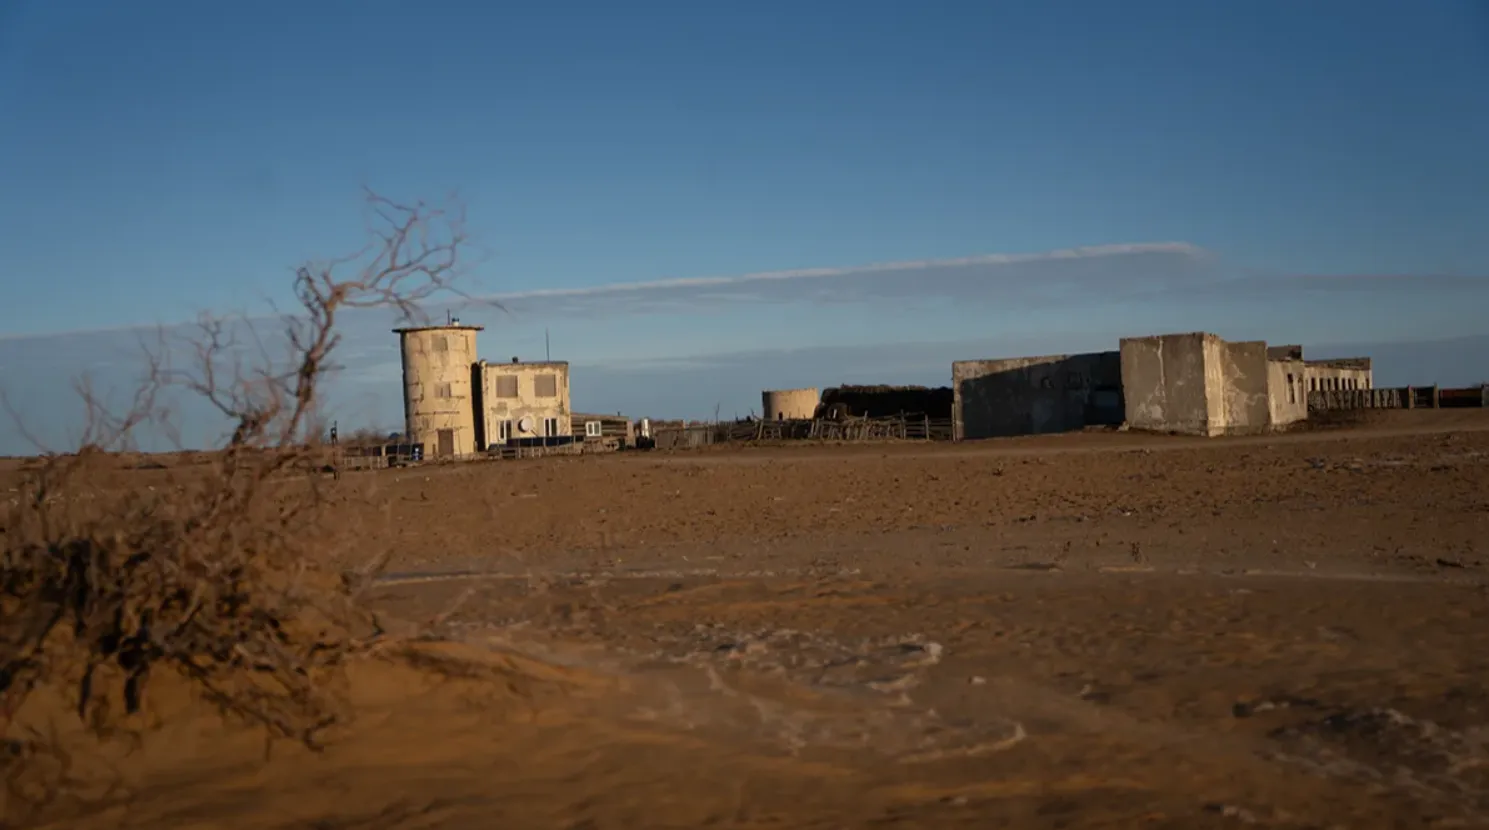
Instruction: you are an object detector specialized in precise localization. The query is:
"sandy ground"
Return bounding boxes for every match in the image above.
[6,410,1489,829]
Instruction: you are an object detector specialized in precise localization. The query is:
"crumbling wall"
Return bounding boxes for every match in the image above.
[1304,359,1373,394]
[1119,333,1215,435]
[1267,358,1308,428]
[952,352,1122,440]
[1219,340,1271,435]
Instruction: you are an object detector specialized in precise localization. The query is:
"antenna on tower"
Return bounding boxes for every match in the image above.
[545,328,551,361]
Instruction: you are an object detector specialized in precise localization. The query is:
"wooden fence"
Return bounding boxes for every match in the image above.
[335,438,589,471]
[1308,385,1487,413]
[650,414,954,450]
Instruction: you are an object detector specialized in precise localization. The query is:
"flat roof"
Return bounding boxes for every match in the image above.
[1306,357,1372,369]
[480,359,569,367]
[392,324,485,334]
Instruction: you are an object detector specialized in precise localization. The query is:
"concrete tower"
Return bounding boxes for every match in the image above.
[761,388,820,421]
[394,324,483,458]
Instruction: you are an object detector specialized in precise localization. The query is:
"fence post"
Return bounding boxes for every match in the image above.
[1406,386,1415,409]
[1431,385,1440,409]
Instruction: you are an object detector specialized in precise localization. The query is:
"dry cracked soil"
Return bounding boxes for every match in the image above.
[6,409,1489,829]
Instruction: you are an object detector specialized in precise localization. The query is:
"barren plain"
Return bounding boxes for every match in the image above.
[7,410,1489,829]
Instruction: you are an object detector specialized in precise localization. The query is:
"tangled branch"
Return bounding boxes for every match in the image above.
[0,189,471,807]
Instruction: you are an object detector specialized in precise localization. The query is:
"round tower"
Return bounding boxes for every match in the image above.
[393,324,483,458]
[761,388,820,421]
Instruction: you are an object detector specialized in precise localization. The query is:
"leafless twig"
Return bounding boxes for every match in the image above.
[0,189,475,815]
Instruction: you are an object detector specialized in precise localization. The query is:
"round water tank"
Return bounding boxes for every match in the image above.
[396,325,481,458]
[761,388,820,421]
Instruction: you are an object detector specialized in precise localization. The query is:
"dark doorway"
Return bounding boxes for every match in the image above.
[436,428,455,457]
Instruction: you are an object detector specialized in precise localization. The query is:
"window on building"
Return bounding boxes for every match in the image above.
[584,420,603,438]
[494,375,519,398]
[496,420,513,442]
[543,417,559,437]
[433,335,448,352]
[535,373,558,398]
[1287,373,1296,404]
[435,381,453,398]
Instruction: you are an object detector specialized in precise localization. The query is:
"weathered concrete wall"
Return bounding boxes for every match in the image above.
[1200,336,1229,432]
[1218,340,1271,434]
[396,325,482,457]
[1267,358,1308,428]
[480,360,572,445]
[1119,333,1216,435]
[761,388,819,421]
[952,352,1123,440]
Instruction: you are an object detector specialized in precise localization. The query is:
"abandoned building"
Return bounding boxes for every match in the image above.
[394,324,575,458]
[478,357,572,445]
[571,411,635,449]
[761,388,820,421]
[1119,333,1276,436]
[953,332,1373,440]
[951,352,1125,440]
[395,324,484,457]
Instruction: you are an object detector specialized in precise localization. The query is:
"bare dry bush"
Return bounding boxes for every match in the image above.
[0,190,472,809]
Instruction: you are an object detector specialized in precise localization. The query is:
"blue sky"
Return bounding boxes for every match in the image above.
[1,1,1486,452]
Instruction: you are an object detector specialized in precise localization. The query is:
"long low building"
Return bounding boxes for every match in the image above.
[953,333,1372,439]
[950,351,1124,440]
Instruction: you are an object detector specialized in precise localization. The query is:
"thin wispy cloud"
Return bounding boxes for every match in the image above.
[493,242,1205,300]
[478,242,1219,318]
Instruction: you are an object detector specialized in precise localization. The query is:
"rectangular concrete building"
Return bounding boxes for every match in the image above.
[1267,349,1308,429]
[1118,332,1271,437]
[478,359,573,447]
[952,352,1124,440]
[1304,357,1373,394]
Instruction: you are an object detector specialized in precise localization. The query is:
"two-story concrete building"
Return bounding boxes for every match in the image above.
[478,357,572,445]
